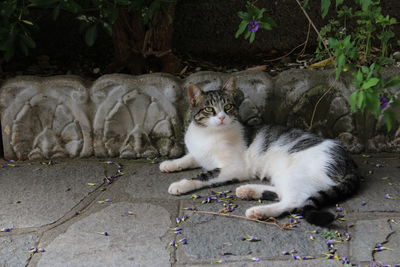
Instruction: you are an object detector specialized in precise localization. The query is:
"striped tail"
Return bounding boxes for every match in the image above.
[301,173,360,226]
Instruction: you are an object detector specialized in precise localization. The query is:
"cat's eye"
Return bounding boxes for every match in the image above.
[204,107,214,113]
[224,104,233,111]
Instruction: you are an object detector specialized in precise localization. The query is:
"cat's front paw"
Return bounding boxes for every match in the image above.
[168,179,198,195]
[160,160,181,173]
[236,185,259,199]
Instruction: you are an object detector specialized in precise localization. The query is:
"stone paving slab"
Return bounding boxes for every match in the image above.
[175,259,343,266]
[0,160,106,229]
[118,162,266,201]
[350,218,400,264]
[345,155,400,213]
[36,202,172,267]
[175,200,348,264]
[0,155,400,266]
[0,233,38,267]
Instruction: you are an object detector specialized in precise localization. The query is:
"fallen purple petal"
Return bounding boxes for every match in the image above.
[384,193,392,199]
[179,238,188,244]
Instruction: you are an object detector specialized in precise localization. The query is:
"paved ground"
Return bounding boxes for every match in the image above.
[0,154,399,267]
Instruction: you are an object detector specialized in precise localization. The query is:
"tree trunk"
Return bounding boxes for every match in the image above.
[109,4,181,75]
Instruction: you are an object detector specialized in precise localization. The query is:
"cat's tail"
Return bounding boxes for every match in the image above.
[300,173,361,227]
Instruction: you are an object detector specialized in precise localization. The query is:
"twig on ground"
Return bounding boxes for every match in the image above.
[188,209,294,230]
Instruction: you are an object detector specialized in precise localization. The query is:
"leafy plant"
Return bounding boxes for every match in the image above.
[0,0,176,61]
[235,1,276,43]
[328,36,357,79]
[350,63,400,131]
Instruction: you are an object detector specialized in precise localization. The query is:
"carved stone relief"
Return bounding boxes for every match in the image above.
[0,69,399,160]
[91,74,183,159]
[0,76,91,160]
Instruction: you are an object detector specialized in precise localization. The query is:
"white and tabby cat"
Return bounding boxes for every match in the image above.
[160,77,360,226]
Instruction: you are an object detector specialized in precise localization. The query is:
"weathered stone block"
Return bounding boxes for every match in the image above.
[1,69,399,159]
[91,73,184,159]
[0,76,92,160]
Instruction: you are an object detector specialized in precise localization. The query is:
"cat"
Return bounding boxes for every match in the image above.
[159,77,361,226]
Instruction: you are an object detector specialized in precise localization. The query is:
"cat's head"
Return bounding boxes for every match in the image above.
[187,77,244,128]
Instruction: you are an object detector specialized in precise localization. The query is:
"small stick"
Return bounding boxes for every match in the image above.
[188,209,293,230]
[294,0,333,58]
[308,84,334,131]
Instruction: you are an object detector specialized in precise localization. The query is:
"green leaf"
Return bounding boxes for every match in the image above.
[244,30,251,40]
[235,21,248,38]
[260,22,272,30]
[356,91,366,110]
[336,0,344,7]
[237,11,249,20]
[365,91,380,115]
[361,78,380,90]
[384,111,396,131]
[84,24,97,47]
[249,32,256,43]
[321,0,331,18]
[350,91,359,112]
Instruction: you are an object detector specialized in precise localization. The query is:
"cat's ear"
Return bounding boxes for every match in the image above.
[187,84,204,106]
[222,77,244,105]
[222,77,237,93]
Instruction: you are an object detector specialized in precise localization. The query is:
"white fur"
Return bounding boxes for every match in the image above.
[160,116,338,219]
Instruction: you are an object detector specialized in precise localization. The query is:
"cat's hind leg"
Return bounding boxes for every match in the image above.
[236,184,279,201]
[168,169,249,195]
[160,154,199,173]
[245,200,302,219]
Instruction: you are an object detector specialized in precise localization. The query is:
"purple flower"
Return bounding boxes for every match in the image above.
[308,234,315,240]
[39,248,45,253]
[380,96,389,109]
[0,228,11,232]
[282,250,290,255]
[375,163,385,168]
[169,240,177,247]
[302,256,314,260]
[336,207,343,212]
[251,257,260,262]
[247,21,260,32]
[361,201,367,206]
[384,194,392,199]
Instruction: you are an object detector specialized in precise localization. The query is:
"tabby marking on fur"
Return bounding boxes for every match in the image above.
[159,77,360,226]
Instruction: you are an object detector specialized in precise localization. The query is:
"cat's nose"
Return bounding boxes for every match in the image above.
[218,115,225,121]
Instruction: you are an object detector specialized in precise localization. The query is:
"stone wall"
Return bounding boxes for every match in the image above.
[1,70,399,160]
